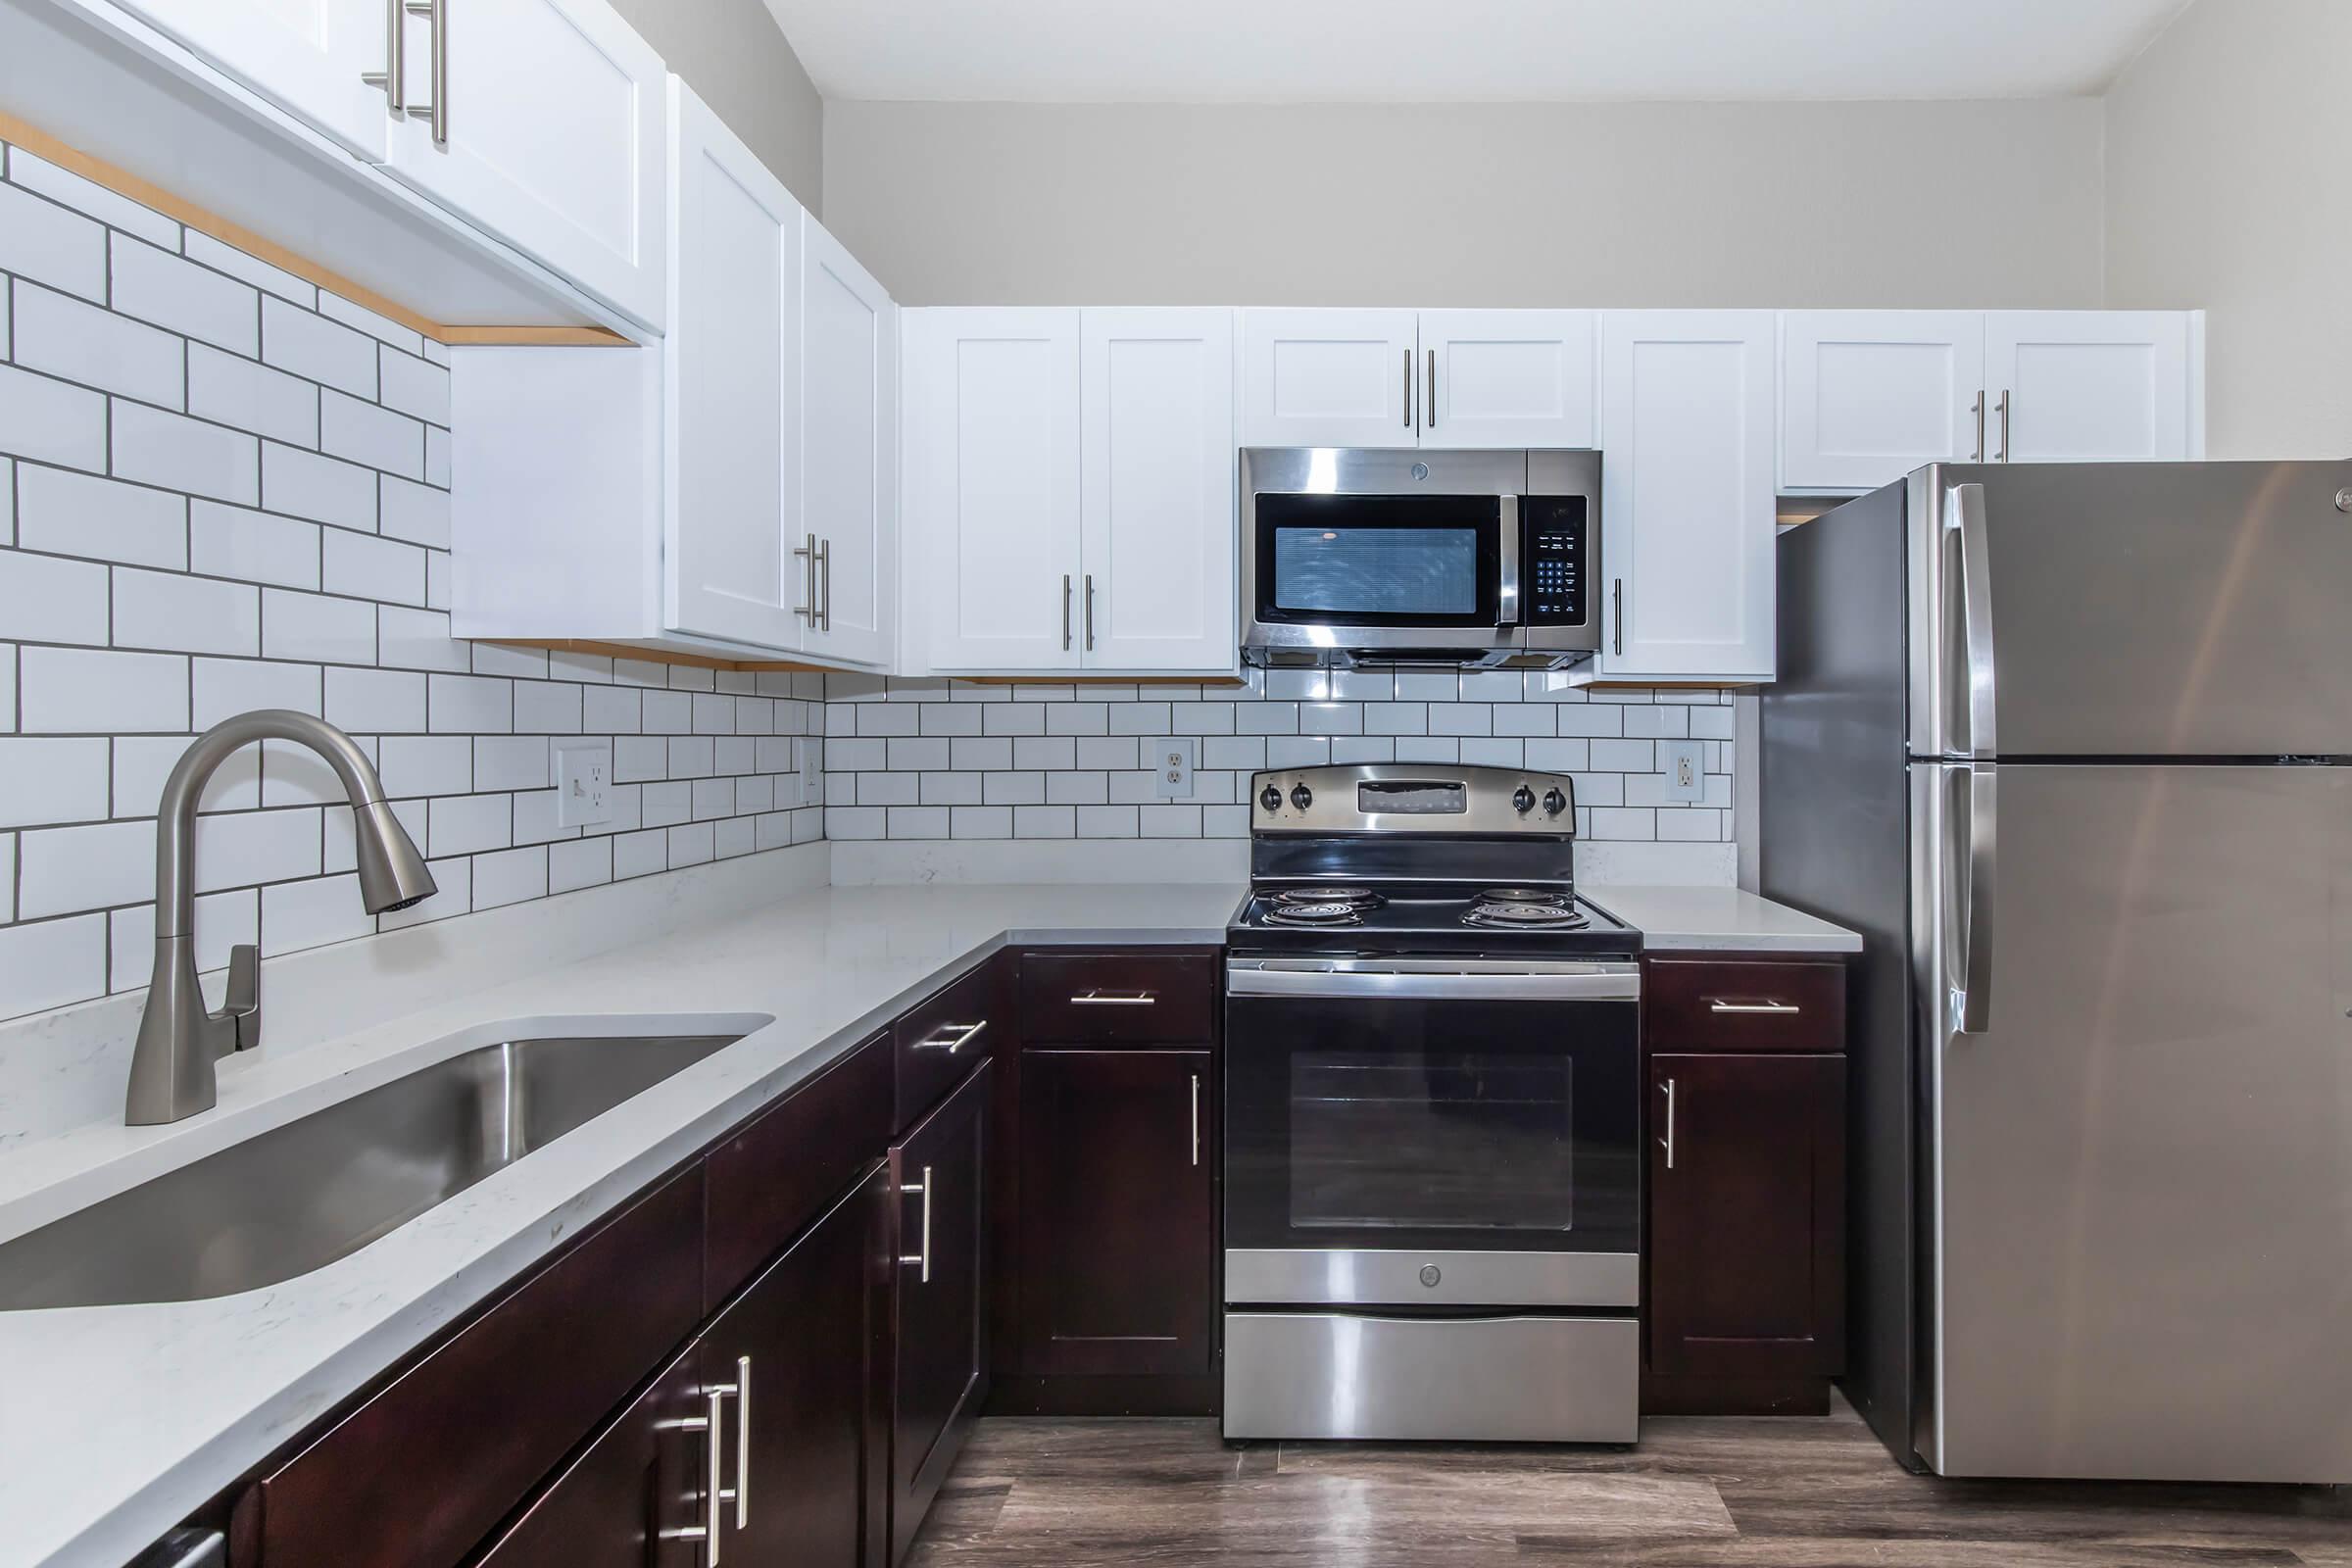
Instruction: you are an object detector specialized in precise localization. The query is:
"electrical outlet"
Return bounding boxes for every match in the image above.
[556,744,613,827]
[1662,740,1704,804]
[798,736,823,807]
[1152,738,1196,798]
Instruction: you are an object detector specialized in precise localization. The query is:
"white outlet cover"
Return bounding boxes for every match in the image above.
[556,743,614,827]
[1662,740,1704,804]
[1152,737,1197,798]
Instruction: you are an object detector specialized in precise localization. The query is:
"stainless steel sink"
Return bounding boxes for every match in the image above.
[0,1032,745,1310]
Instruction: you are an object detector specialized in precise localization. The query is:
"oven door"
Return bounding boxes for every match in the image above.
[1224,958,1641,1308]
[1241,448,1522,654]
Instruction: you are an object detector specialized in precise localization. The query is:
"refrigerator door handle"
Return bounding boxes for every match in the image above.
[1950,762,1997,1035]
[1947,482,1999,760]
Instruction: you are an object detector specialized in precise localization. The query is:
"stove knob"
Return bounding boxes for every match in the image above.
[1290,783,1314,811]
[1512,785,1536,814]
[1544,788,1568,816]
[1259,784,1284,812]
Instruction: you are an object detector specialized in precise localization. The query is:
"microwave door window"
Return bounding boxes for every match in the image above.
[1273,527,1480,618]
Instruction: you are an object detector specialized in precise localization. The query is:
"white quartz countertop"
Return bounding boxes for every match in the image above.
[0,872,1852,1567]
[0,881,1241,1568]
[1584,884,1862,955]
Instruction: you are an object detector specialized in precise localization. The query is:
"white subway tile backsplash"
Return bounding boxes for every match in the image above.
[111,401,258,506]
[112,566,259,656]
[377,735,472,798]
[13,282,185,407]
[320,390,424,478]
[0,738,110,829]
[473,736,549,792]
[0,179,106,299]
[20,466,188,568]
[429,792,511,857]
[262,296,376,398]
[182,230,315,308]
[261,441,376,530]
[20,817,155,916]
[7,147,176,246]
[322,527,424,605]
[324,665,423,733]
[187,345,318,448]
[107,888,258,991]
[471,845,547,910]
[377,349,451,426]
[260,872,370,956]
[0,912,108,1020]
[0,363,108,470]
[318,291,423,356]
[376,605,468,672]
[428,673,511,733]
[21,647,187,732]
[548,836,612,895]
[379,475,450,547]
[0,549,110,645]
[264,588,376,664]
[114,737,257,816]
[193,658,319,727]
[110,235,260,356]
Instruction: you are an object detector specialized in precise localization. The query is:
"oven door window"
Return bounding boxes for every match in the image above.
[1227,993,1639,1256]
[1254,494,1502,627]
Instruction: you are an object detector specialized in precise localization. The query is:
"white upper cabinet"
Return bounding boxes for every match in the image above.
[905,310,1085,672]
[1238,309,1418,448]
[1080,309,1237,672]
[1781,311,1987,491]
[1595,311,1777,683]
[1984,312,2193,464]
[661,80,802,653]
[116,0,392,157]
[1419,310,1596,449]
[800,214,899,669]
[379,0,669,332]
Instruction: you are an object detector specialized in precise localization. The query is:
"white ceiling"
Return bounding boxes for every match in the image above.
[762,0,2192,104]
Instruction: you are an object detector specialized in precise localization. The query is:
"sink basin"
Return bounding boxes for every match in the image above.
[0,1031,747,1310]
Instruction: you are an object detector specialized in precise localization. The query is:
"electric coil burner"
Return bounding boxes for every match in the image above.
[1222,763,1643,1446]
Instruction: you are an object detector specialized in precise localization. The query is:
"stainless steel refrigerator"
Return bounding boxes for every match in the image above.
[1761,460,2352,1483]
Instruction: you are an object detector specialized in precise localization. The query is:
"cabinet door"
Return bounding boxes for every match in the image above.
[120,0,390,158]
[890,1062,991,1564]
[1984,312,2191,464]
[1595,310,1778,682]
[1079,309,1236,673]
[1648,1053,1844,1379]
[1781,312,1987,491]
[1237,308,1418,448]
[470,1344,705,1568]
[662,80,804,653]
[904,309,1083,671]
[1017,1049,1214,1377]
[381,0,667,331]
[801,214,897,668]
[1418,309,1595,449]
[703,1161,892,1568]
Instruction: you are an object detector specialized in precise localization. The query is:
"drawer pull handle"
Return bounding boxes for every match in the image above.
[1070,989,1156,1006]
[1190,1072,1200,1167]
[913,1020,988,1054]
[1707,999,1801,1015]
[900,1166,933,1283]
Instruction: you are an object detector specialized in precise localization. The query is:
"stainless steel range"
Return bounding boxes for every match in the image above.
[1221,763,1644,1444]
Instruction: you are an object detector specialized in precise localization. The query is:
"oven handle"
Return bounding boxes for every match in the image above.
[1227,961,1640,1002]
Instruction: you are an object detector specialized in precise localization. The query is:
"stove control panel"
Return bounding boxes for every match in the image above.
[1250,763,1577,836]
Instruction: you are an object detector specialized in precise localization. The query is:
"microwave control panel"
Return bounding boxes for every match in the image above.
[1522,497,1589,627]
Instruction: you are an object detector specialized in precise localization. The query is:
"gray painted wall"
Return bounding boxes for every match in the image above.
[818,99,2105,307]
[609,0,824,214]
[2105,0,2352,459]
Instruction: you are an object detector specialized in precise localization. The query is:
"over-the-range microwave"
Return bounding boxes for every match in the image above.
[1239,448,1600,670]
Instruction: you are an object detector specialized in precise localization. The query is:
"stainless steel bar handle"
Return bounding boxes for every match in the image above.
[1994,390,2011,463]
[703,1383,730,1567]
[1069,988,1155,1005]
[1970,391,1985,463]
[913,1020,987,1054]
[1426,349,1438,428]
[900,1166,933,1284]
[792,535,815,624]
[1952,762,1997,1035]
[1083,573,1096,652]
[395,0,446,148]
[1227,964,1642,1002]
[1707,999,1800,1015]
[1946,482,1998,760]
[1612,579,1625,658]
[816,537,831,631]
[1658,1078,1677,1171]
[1061,574,1072,651]
[361,0,405,109]
[731,1355,751,1531]
[1402,350,1412,429]
[1189,1072,1200,1167]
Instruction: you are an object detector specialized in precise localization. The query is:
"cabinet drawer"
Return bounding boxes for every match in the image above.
[705,1031,893,1311]
[1645,959,1845,1053]
[1020,952,1216,1043]
[234,1166,705,1568]
[895,959,1001,1130]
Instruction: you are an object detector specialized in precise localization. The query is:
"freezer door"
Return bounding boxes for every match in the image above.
[1906,461,2352,759]
[1915,760,2352,1481]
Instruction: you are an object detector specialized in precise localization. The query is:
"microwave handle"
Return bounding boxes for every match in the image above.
[1497,495,1522,628]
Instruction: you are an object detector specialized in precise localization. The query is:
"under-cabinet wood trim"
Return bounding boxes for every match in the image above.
[482,639,834,673]
[0,110,630,349]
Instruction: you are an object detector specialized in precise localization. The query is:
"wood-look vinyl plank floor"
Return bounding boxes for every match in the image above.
[906,1401,2351,1566]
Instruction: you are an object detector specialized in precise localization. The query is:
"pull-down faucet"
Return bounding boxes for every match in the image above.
[125,710,437,1125]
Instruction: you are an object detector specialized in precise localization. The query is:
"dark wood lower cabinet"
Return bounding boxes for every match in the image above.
[889,1062,991,1565]
[468,1346,705,1568]
[1017,1049,1214,1378]
[1647,1052,1846,1380]
[701,1159,894,1568]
